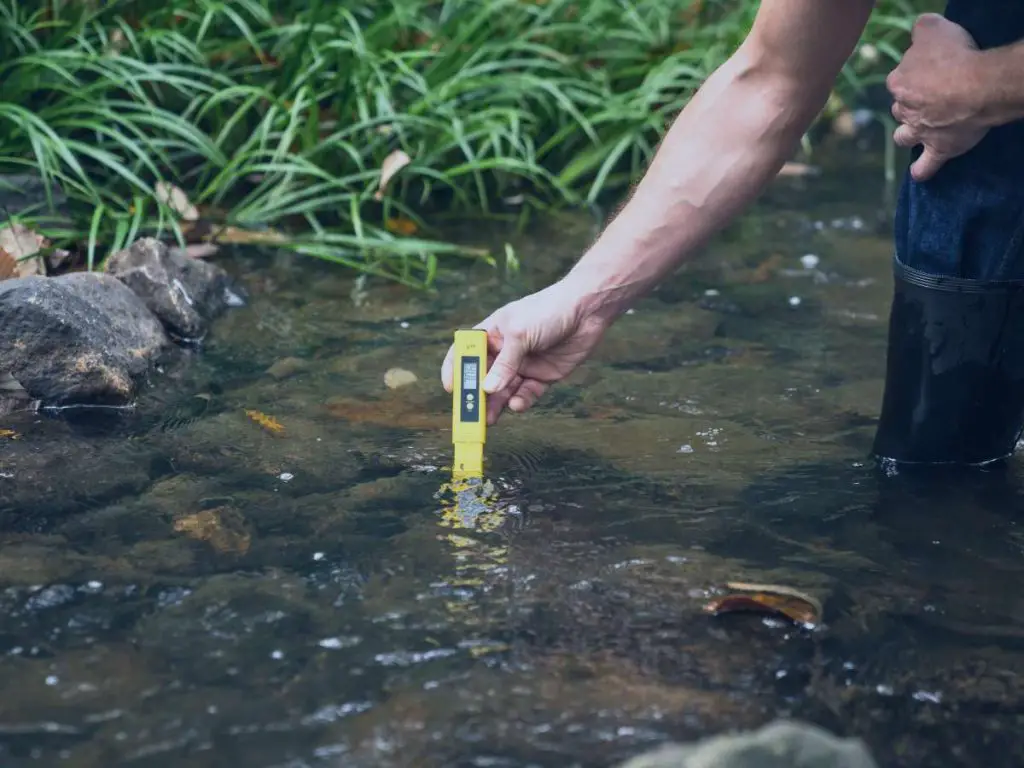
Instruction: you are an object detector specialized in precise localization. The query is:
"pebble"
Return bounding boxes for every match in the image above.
[788,296,802,307]
[279,472,294,482]
[800,253,820,269]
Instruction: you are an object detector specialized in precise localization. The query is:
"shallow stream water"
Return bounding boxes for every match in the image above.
[3,146,1024,768]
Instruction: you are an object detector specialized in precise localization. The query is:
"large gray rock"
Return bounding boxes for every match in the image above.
[0,272,168,405]
[618,720,878,768]
[105,237,232,341]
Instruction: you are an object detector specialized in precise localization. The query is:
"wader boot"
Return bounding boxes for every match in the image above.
[872,0,1024,467]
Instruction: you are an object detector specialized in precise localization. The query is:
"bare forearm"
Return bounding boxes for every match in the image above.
[975,40,1024,128]
[562,52,828,322]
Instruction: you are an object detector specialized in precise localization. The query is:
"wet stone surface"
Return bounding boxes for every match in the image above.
[1,149,1023,767]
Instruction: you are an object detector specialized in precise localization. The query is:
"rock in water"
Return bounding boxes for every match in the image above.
[0,273,168,405]
[617,720,878,768]
[105,237,232,341]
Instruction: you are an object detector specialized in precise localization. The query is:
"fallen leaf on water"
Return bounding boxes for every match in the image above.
[374,149,412,201]
[384,216,418,236]
[173,507,252,554]
[704,582,822,626]
[384,367,418,389]
[0,428,19,439]
[245,409,285,435]
[155,181,199,222]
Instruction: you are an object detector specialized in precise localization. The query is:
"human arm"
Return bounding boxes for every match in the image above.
[559,0,877,324]
[441,0,876,421]
[889,14,1024,181]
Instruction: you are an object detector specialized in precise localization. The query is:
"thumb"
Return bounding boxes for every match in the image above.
[483,333,527,394]
[911,13,945,41]
[910,146,947,181]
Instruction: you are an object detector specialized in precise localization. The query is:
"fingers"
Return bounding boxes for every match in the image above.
[911,12,944,41]
[910,146,948,182]
[440,343,455,392]
[893,123,918,148]
[891,101,907,123]
[508,379,548,413]
[483,330,526,395]
[486,374,521,425]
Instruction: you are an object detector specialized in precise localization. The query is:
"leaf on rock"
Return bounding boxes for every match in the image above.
[155,180,199,221]
[704,582,822,627]
[374,149,412,201]
[0,249,16,282]
[245,409,285,435]
[0,428,19,439]
[0,224,47,277]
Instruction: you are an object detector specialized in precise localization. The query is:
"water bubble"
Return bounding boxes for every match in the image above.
[704,288,720,297]
[678,444,694,454]
[788,296,802,307]
[313,552,325,561]
[279,472,294,482]
[400,321,410,329]
[45,675,58,686]
[876,684,894,696]
[800,254,820,269]
[271,650,284,660]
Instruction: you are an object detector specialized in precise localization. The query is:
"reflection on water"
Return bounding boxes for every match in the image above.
[2,148,1024,767]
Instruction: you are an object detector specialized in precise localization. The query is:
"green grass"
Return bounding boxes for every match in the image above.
[0,0,937,287]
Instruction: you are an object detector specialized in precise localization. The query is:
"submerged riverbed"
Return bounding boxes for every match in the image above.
[2,148,1024,768]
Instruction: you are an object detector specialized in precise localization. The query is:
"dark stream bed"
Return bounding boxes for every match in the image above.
[3,148,1024,768]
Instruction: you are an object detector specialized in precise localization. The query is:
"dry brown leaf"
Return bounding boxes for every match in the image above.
[154,180,199,221]
[210,225,286,246]
[0,224,47,277]
[704,582,822,627]
[0,428,19,440]
[384,216,419,236]
[173,507,252,554]
[0,250,16,282]
[384,367,418,389]
[374,149,412,201]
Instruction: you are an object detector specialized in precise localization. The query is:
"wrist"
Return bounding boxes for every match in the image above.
[971,45,1024,129]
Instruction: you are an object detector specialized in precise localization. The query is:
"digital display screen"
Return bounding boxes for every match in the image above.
[462,360,478,390]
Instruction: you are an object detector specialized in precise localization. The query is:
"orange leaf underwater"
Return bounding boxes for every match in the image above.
[245,409,285,435]
[704,582,822,627]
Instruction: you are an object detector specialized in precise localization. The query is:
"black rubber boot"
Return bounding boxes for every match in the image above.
[872,257,1024,467]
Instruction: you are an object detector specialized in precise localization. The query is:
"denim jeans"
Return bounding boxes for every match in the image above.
[894,0,1024,280]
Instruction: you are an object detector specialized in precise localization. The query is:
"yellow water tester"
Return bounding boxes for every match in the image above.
[451,329,488,477]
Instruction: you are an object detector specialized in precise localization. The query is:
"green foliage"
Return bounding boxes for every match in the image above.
[1,0,934,286]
